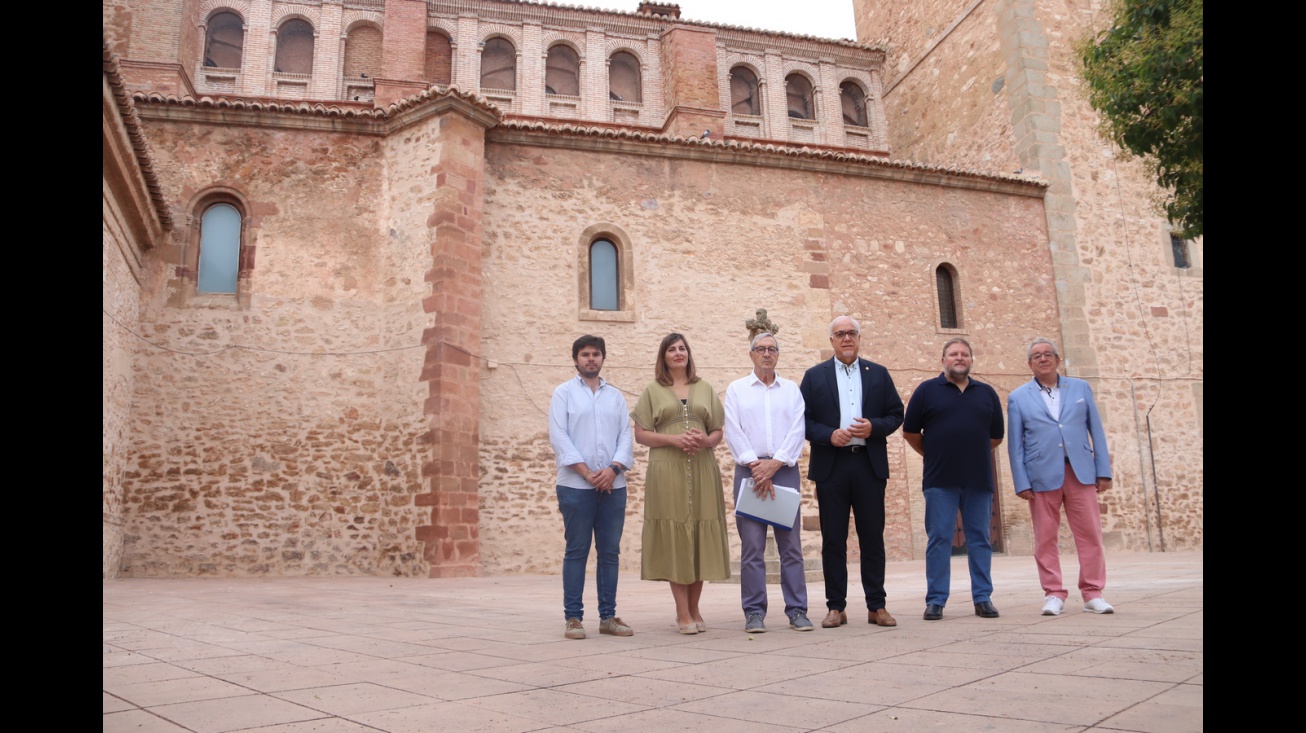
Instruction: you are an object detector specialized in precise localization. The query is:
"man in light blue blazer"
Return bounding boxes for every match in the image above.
[1007,338,1115,616]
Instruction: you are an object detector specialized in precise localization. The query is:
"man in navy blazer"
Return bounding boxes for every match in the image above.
[799,316,904,628]
[1007,337,1115,616]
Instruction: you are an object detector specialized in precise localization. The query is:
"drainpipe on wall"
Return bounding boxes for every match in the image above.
[1130,381,1155,552]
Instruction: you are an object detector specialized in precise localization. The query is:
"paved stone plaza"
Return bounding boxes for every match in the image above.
[104,552,1202,732]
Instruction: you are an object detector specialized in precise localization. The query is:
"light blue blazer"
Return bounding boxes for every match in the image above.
[1006,376,1111,493]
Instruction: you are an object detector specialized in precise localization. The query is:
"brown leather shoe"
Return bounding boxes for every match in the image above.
[821,609,848,628]
[869,608,897,627]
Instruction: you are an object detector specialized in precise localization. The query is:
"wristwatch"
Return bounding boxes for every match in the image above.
[609,463,626,476]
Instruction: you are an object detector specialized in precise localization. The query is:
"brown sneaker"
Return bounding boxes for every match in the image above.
[869,608,897,627]
[821,609,848,628]
[599,616,634,636]
[564,617,586,640]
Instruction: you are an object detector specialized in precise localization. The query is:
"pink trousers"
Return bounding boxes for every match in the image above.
[1029,463,1106,601]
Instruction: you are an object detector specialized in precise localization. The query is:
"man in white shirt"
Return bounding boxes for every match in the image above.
[548,335,635,640]
[723,332,813,632]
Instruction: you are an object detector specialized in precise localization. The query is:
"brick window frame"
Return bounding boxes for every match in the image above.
[577,223,635,322]
[177,186,255,308]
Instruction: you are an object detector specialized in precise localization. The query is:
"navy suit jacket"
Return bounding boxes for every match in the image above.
[799,357,904,482]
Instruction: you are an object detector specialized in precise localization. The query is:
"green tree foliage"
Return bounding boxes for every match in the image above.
[1080,0,1202,238]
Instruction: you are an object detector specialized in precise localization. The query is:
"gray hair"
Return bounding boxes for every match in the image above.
[750,332,780,350]
[1026,337,1060,360]
[828,316,862,336]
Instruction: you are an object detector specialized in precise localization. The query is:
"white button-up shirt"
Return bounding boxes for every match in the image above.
[723,369,807,467]
[548,375,634,489]
[834,357,866,446]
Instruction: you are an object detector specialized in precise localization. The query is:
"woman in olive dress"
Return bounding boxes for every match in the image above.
[631,333,731,634]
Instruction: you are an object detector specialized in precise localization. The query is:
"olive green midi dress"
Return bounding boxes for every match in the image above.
[631,380,732,584]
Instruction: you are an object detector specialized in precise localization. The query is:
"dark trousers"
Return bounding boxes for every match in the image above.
[816,450,887,612]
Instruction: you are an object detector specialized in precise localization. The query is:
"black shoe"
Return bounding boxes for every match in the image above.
[974,601,1000,618]
[923,604,943,621]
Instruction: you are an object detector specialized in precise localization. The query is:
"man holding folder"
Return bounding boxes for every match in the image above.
[723,330,813,633]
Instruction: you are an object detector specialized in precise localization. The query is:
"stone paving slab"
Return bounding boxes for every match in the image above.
[105,552,1202,732]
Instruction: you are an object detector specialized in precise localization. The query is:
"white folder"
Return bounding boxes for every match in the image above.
[734,478,801,530]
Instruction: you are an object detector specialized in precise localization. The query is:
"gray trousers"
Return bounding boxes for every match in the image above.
[733,462,808,619]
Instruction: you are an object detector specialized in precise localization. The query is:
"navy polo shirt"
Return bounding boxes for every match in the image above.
[902,373,1005,492]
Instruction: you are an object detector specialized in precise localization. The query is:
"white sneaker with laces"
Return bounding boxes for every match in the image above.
[1041,596,1064,616]
[1083,598,1115,614]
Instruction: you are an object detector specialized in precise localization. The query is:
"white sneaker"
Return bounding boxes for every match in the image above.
[1083,598,1115,614]
[1041,596,1064,616]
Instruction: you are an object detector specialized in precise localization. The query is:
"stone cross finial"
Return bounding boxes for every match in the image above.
[745,308,780,342]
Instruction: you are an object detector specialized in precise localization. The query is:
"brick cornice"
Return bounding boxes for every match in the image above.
[489,120,1049,196]
[433,0,883,51]
[131,83,503,134]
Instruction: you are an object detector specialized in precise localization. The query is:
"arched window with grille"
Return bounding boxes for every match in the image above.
[609,52,642,103]
[204,11,244,69]
[198,203,242,294]
[480,37,517,91]
[546,44,580,96]
[274,18,315,75]
[731,66,760,116]
[840,80,868,126]
[589,239,619,311]
[935,263,962,329]
[785,73,814,119]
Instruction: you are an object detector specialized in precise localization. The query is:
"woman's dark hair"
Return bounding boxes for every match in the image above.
[654,332,699,386]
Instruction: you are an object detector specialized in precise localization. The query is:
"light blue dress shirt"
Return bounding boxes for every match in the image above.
[548,375,635,489]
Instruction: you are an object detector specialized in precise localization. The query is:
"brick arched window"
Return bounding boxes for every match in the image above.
[785,73,814,120]
[343,24,382,80]
[203,10,244,69]
[425,30,452,85]
[840,80,867,127]
[275,18,315,75]
[730,66,760,116]
[480,37,517,92]
[609,52,642,103]
[935,263,962,329]
[546,44,580,96]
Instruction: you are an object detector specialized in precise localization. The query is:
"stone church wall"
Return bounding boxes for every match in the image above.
[861,0,1203,552]
[120,121,437,576]
[475,139,1056,574]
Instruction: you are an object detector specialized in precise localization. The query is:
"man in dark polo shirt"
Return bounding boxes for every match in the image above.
[902,338,1005,621]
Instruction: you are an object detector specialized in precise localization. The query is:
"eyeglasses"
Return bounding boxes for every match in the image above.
[1030,351,1057,361]
[832,330,860,340]
[751,346,779,354]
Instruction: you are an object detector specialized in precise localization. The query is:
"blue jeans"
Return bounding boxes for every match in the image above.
[557,486,627,620]
[924,487,993,606]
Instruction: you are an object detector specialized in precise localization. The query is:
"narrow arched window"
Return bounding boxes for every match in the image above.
[343,24,382,80]
[546,45,580,96]
[275,19,314,75]
[198,204,242,294]
[730,66,760,116]
[204,11,244,69]
[609,52,642,103]
[480,37,517,91]
[936,264,960,329]
[840,81,867,126]
[785,74,814,119]
[425,31,452,85]
[589,239,619,311]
